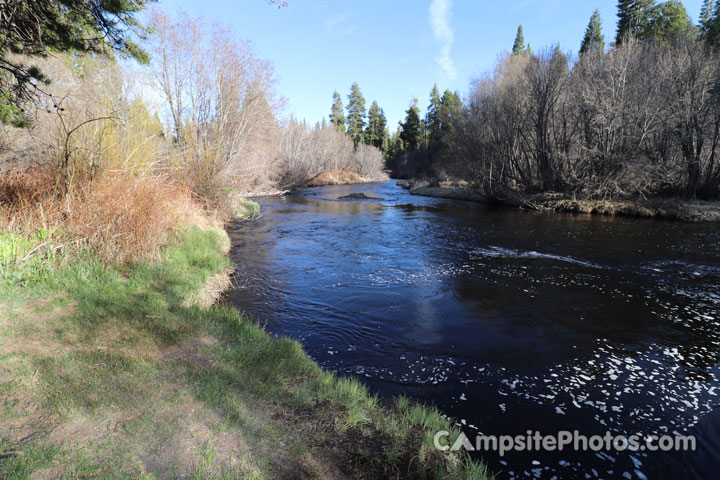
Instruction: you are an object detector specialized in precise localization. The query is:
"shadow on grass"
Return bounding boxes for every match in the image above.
[2,226,491,480]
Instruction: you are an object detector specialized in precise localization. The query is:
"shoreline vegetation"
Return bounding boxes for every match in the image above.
[304,169,388,188]
[386,9,720,214]
[398,179,720,222]
[5,0,720,477]
[0,4,469,478]
[0,220,488,479]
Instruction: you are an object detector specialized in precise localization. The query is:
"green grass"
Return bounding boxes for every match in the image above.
[0,225,490,479]
[235,200,260,218]
[0,227,74,286]
[219,186,260,219]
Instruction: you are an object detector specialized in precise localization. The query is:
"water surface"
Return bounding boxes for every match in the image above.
[226,180,720,479]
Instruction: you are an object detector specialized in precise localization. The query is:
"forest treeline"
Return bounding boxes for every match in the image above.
[0,5,386,261]
[393,0,720,201]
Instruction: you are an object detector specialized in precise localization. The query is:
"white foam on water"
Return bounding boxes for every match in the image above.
[470,245,603,269]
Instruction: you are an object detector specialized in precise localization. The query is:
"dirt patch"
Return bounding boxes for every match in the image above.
[162,336,219,368]
[3,334,279,479]
[156,337,323,479]
[46,412,119,447]
[136,407,256,479]
[0,298,77,358]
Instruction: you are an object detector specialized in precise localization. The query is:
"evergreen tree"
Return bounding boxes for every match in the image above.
[437,90,463,147]
[0,0,155,122]
[512,25,526,55]
[329,91,346,132]
[616,0,655,44]
[387,130,404,159]
[552,44,569,73]
[364,100,379,146]
[400,99,422,152]
[579,9,606,55]
[346,82,367,148]
[704,1,720,45]
[700,0,715,33]
[426,84,442,144]
[364,100,388,151]
[647,1,692,44]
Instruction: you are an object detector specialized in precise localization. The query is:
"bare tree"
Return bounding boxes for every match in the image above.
[147,11,283,199]
[447,34,720,201]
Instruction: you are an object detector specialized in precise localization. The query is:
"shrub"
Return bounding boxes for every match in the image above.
[0,170,208,265]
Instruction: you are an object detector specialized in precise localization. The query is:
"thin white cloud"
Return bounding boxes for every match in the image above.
[429,0,456,79]
[324,12,350,30]
[324,12,357,37]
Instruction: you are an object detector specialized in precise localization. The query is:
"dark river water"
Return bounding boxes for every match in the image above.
[225,180,720,479]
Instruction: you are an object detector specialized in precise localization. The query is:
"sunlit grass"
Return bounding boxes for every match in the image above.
[0,226,490,479]
[235,199,261,219]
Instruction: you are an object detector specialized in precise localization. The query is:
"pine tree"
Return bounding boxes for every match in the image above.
[329,91,346,133]
[580,9,606,55]
[426,84,442,144]
[1,0,154,122]
[346,83,367,148]
[705,1,720,45]
[616,0,655,44]
[400,99,422,152]
[364,100,388,151]
[700,0,715,33]
[379,110,388,153]
[512,25,526,55]
[364,100,379,146]
[552,44,570,79]
[647,1,691,44]
[387,130,404,158]
[437,90,463,147]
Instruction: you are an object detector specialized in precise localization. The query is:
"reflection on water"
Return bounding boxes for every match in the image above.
[226,181,720,479]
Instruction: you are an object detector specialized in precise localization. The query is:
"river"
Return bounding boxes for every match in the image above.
[225,180,720,479]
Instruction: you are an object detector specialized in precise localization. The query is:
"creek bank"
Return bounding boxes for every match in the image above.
[0,223,487,479]
[400,179,720,222]
[305,169,389,187]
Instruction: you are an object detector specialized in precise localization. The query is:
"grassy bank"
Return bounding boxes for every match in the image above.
[401,180,720,222]
[0,225,487,479]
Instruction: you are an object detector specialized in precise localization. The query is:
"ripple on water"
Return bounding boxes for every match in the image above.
[227,182,720,479]
[469,246,604,269]
[316,324,720,478]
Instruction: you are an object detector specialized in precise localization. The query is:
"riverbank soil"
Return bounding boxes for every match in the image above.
[401,179,720,222]
[0,226,486,479]
[305,170,389,187]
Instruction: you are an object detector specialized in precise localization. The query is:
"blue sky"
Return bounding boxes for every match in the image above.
[155,0,705,131]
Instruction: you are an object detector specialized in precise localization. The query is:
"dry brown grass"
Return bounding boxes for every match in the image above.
[69,175,195,263]
[403,180,720,222]
[0,169,214,263]
[305,170,365,187]
[0,168,54,206]
[542,197,720,222]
